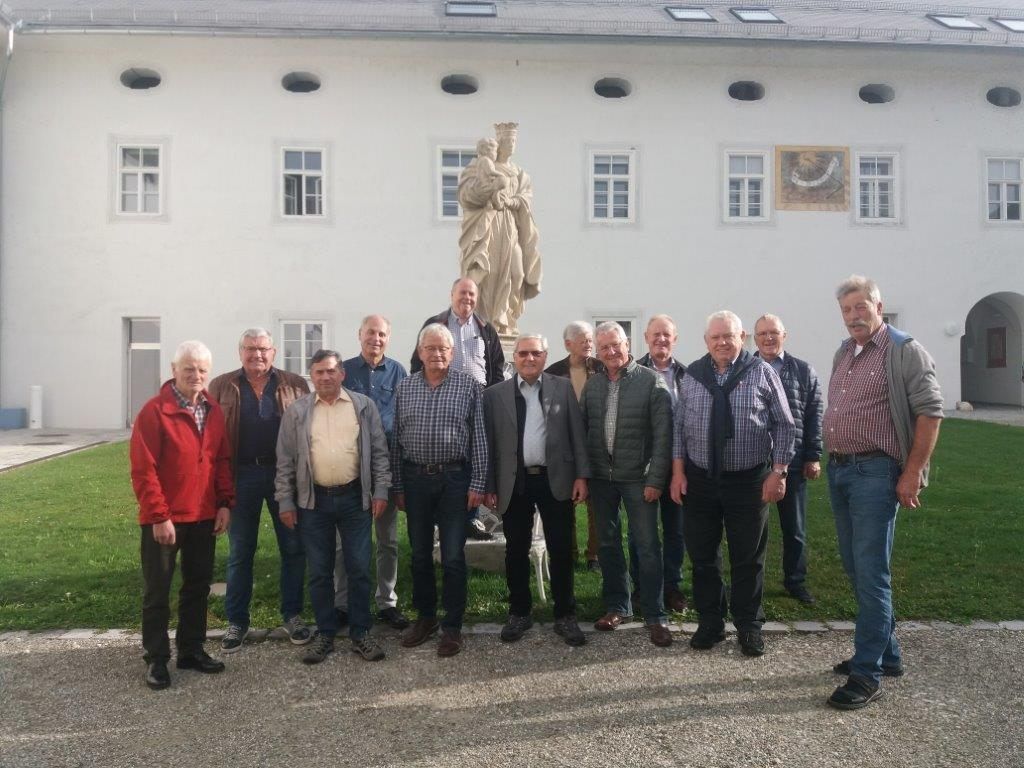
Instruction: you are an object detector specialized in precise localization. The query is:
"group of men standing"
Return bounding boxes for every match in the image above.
[130,274,942,711]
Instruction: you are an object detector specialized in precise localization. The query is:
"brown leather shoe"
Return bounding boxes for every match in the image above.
[664,588,688,613]
[648,623,673,647]
[437,629,463,657]
[401,617,439,648]
[593,612,631,631]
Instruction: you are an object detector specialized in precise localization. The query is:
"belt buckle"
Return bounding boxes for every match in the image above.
[424,463,441,475]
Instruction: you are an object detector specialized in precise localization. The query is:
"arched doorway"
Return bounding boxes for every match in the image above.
[961,292,1024,406]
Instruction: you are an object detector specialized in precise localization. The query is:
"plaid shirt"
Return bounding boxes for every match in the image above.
[390,368,488,493]
[673,357,795,471]
[171,382,209,434]
[823,324,901,459]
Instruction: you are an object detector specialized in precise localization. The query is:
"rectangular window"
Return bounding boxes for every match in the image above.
[987,159,1022,222]
[282,149,324,217]
[280,320,326,376]
[724,151,768,221]
[438,148,476,219]
[118,145,161,215]
[589,150,636,223]
[856,153,898,222]
[666,7,716,22]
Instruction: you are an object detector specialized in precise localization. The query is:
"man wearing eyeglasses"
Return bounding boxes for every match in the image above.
[208,328,312,653]
[752,314,823,606]
[483,334,590,646]
[580,321,674,647]
[391,323,488,657]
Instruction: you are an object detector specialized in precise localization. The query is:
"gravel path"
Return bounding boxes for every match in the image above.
[2,626,1021,767]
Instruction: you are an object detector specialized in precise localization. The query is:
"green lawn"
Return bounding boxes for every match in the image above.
[0,418,1021,630]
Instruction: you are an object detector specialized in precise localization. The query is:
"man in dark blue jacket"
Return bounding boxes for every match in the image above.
[753,314,823,604]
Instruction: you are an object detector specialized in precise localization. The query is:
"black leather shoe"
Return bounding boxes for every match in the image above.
[500,614,533,642]
[828,675,884,710]
[786,585,817,605]
[834,658,904,678]
[738,629,765,657]
[145,660,170,690]
[378,606,411,630]
[176,650,225,674]
[689,625,726,650]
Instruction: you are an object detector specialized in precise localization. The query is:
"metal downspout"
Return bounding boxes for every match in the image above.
[0,22,14,409]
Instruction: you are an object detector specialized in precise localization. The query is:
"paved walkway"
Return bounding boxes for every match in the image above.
[0,427,129,472]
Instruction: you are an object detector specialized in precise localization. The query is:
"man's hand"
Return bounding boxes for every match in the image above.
[642,485,661,503]
[571,479,588,504]
[670,473,687,505]
[213,507,230,535]
[467,491,485,510]
[393,492,405,512]
[761,474,786,503]
[896,468,925,509]
[371,499,387,519]
[484,493,498,510]
[152,519,175,546]
[279,509,297,530]
[803,461,821,480]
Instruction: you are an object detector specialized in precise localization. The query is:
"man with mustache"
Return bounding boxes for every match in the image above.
[824,276,943,710]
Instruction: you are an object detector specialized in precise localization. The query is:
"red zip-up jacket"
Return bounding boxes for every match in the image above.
[130,380,234,525]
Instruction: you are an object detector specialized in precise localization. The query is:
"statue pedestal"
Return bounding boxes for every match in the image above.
[500,333,517,380]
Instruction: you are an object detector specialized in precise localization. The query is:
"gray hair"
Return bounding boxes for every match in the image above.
[238,327,273,348]
[418,323,455,348]
[309,349,342,369]
[562,321,593,342]
[646,314,677,334]
[835,274,882,304]
[754,313,785,333]
[172,340,212,365]
[705,310,743,333]
[595,321,628,344]
[451,276,479,291]
[359,314,391,332]
[514,333,549,352]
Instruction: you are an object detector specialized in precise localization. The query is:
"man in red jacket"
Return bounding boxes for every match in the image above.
[130,340,234,691]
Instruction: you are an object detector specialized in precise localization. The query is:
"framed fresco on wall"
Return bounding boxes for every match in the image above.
[775,145,849,211]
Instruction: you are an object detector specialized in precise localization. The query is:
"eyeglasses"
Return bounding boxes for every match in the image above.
[754,331,782,339]
[515,350,545,358]
[243,346,273,354]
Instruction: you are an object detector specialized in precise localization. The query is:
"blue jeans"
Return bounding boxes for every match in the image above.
[590,479,666,625]
[403,462,470,631]
[776,472,808,590]
[299,485,373,640]
[828,455,902,685]
[628,488,685,593]
[225,464,305,627]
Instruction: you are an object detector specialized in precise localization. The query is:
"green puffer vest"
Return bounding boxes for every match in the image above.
[579,358,673,489]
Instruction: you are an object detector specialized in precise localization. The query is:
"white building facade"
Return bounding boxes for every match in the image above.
[0,0,1021,427]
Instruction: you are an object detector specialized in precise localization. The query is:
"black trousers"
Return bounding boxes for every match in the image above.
[140,519,216,662]
[683,463,769,633]
[502,473,576,619]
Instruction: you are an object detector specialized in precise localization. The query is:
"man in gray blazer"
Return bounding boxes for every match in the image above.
[483,334,590,646]
[275,349,392,666]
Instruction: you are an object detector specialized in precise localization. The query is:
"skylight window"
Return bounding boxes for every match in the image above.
[445,2,497,16]
[666,7,716,22]
[927,14,984,30]
[991,18,1024,32]
[730,8,783,23]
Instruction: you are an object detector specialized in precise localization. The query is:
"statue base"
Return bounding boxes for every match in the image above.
[500,333,517,380]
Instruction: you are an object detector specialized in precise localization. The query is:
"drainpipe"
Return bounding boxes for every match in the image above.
[0,21,14,411]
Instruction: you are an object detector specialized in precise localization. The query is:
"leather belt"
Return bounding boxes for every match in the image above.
[524,466,547,475]
[829,450,891,465]
[240,455,276,466]
[406,461,465,475]
[314,480,361,495]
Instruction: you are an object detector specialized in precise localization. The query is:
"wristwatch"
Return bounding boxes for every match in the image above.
[772,468,789,478]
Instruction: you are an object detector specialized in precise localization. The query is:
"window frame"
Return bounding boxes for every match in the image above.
[115,142,164,218]
[722,148,771,224]
[280,145,327,220]
[587,148,638,225]
[278,319,330,378]
[436,145,477,221]
[853,150,901,225]
[985,156,1023,224]
[591,312,641,353]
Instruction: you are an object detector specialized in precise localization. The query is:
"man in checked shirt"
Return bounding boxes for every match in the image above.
[670,311,794,659]
[392,323,489,657]
[824,276,942,711]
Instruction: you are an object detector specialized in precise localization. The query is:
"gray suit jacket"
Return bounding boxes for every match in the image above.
[483,374,590,515]
[274,389,391,513]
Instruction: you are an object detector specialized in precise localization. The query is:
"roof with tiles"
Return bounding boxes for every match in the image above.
[2,0,1024,50]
